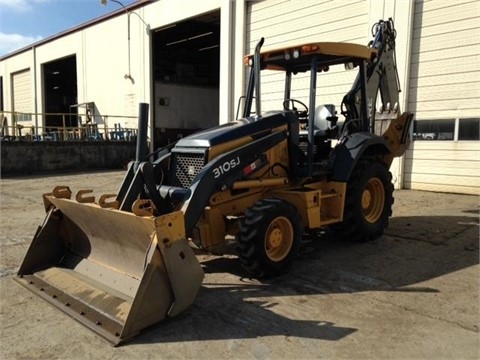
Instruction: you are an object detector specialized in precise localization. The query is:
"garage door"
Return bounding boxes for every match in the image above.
[405,0,480,194]
[12,68,33,126]
[246,0,368,113]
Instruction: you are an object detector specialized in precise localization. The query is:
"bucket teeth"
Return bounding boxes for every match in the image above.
[52,186,72,199]
[76,190,96,203]
[99,194,120,209]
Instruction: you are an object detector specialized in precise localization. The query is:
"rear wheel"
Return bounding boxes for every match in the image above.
[237,198,302,277]
[334,158,394,242]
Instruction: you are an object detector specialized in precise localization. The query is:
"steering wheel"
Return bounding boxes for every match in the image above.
[283,99,309,119]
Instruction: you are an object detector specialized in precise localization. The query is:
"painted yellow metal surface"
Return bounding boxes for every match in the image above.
[15,188,203,345]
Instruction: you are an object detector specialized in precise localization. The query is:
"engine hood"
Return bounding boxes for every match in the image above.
[175,112,292,148]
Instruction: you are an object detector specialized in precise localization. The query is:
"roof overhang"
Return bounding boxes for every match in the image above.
[244,42,377,72]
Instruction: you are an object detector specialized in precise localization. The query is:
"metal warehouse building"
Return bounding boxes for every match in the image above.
[0,0,479,194]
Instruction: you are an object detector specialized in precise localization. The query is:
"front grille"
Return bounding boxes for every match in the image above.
[299,142,320,158]
[171,152,207,188]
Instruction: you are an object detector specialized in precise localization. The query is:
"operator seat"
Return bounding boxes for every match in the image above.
[299,104,335,138]
[296,104,336,170]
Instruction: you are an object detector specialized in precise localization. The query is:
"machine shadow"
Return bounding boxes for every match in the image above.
[133,282,357,345]
[132,214,478,345]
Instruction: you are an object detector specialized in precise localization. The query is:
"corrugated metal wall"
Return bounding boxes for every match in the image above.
[408,0,479,119]
[246,0,368,113]
[405,0,480,194]
[405,142,479,194]
[247,0,367,49]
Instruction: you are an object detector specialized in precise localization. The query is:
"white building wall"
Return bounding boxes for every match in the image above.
[408,0,480,120]
[233,0,247,120]
[404,0,480,195]
[78,14,142,129]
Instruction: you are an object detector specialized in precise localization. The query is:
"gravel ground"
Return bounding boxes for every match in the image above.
[0,170,479,359]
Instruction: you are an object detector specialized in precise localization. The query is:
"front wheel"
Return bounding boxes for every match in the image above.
[333,158,394,242]
[237,198,302,278]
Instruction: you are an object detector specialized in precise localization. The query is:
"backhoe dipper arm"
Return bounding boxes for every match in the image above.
[342,18,401,132]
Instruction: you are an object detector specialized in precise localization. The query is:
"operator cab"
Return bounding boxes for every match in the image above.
[242,41,377,177]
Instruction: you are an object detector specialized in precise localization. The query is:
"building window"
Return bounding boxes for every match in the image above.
[15,113,32,122]
[414,119,455,140]
[458,118,480,141]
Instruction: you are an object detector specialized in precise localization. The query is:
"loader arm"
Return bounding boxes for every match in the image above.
[180,129,288,236]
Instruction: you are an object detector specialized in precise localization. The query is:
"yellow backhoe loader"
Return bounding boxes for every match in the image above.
[15,19,413,345]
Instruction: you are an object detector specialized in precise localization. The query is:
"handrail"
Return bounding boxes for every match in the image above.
[0,110,140,142]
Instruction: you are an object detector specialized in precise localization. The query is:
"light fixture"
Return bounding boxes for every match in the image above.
[100,0,150,33]
[100,0,151,82]
[166,38,188,46]
[188,32,213,40]
[166,32,213,47]
[198,44,219,52]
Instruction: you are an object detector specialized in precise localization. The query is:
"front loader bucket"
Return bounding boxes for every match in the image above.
[14,188,204,345]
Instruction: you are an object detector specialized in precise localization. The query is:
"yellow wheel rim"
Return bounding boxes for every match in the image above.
[362,177,385,223]
[264,216,294,262]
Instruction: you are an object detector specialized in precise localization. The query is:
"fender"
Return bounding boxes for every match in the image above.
[330,132,390,182]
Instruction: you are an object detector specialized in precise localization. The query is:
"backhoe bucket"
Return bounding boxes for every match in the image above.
[14,188,204,345]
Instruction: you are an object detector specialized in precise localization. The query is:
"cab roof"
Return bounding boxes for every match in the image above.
[244,42,378,72]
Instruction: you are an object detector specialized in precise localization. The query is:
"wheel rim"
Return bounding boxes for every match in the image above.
[362,177,385,223]
[264,216,294,262]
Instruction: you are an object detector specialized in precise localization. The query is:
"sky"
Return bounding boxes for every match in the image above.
[0,0,137,57]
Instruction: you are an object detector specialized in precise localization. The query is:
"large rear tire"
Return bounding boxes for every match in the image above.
[334,158,394,242]
[237,198,302,278]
